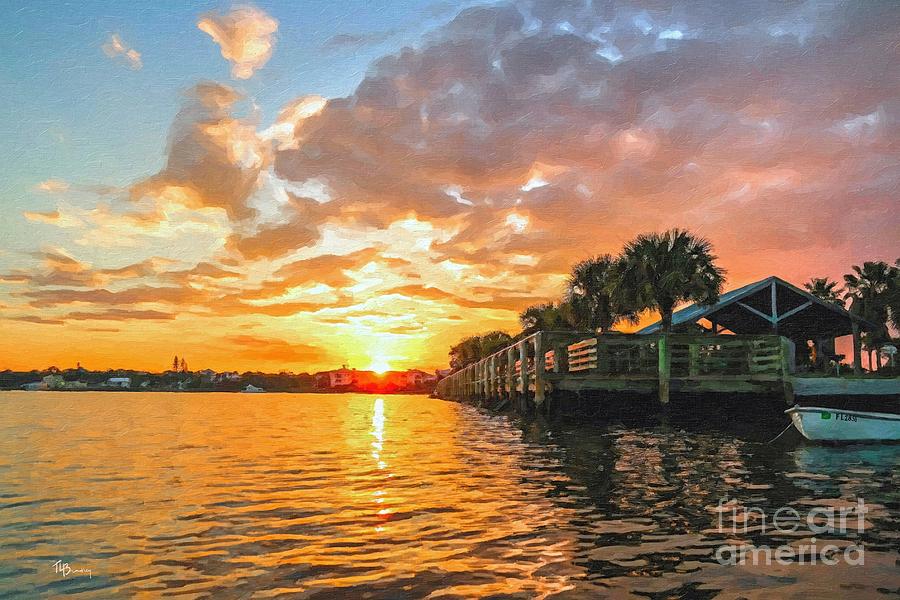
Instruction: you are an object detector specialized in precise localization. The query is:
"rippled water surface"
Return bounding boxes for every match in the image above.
[1,392,898,598]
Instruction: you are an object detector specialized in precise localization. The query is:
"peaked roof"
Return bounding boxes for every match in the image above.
[637,276,876,338]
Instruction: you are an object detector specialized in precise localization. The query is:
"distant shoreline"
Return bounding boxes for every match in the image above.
[0,388,431,395]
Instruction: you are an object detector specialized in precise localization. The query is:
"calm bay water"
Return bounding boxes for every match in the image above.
[0,392,897,598]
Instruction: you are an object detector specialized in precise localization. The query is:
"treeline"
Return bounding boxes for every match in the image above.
[0,368,317,392]
[449,229,900,372]
[450,229,725,370]
[804,261,900,371]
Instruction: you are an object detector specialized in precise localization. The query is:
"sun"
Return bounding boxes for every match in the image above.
[368,356,392,375]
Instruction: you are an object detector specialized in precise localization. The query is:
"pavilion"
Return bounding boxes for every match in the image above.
[637,276,877,373]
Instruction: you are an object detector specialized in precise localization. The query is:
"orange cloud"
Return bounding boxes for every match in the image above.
[34,179,70,193]
[197,6,278,79]
[225,334,326,364]
[5,1,900,374]
[101,33,142,70]
[131,83,268,222]
[23,210,82,228]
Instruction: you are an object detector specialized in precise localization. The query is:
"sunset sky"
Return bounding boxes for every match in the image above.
[1,0,898,373]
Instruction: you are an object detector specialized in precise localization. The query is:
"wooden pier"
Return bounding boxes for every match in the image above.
[434,331,796,408]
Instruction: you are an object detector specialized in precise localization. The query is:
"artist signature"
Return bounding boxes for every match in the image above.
[53,560,92,579]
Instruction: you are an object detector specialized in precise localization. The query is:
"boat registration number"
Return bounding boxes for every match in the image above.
[822,411,857,422]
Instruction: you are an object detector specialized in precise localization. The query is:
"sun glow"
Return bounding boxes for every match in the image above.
[368,356,392,374]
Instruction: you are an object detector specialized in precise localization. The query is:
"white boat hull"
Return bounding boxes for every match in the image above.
[786,406,900,442]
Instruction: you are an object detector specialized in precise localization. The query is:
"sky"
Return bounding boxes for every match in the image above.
[0,0,898,374]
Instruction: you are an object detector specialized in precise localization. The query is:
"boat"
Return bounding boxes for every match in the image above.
[785,405,900,442]
[242,384,265,393]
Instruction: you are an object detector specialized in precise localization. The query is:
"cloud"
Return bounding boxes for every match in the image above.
[131,82,268,222]
[65,309,175,321]
[257,0,900,292]
[23,210,83,228]
[8,0,900,373]
[101,33,143,70]
[225,334,326,363]
[197,5,278,79]
[260,95,327,150]
[34,179,70,193]
[8,316,65,326]
[322,30,396,51]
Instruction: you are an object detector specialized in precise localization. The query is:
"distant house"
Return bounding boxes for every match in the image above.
[405,369,437,387]
[42,374,65,390]
[106,377,131,388]
[21,374,65,391]
[314,367,438,390]
[197,369,217,379]
[315,366,358,388]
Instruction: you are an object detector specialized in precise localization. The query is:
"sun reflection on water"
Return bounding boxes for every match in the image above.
[370,398,392,526]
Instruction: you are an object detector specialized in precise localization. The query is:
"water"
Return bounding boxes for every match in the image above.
[0,392,897,598]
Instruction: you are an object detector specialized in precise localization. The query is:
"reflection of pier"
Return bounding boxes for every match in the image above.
[434,331,795,406]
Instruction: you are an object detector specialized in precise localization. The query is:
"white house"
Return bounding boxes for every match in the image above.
[106,377,131,388]
[405,369,437,387]
[327,367,356,387]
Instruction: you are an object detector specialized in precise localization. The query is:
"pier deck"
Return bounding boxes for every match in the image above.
[434,331,796,406]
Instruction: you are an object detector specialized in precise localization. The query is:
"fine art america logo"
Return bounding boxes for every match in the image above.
[714,497,866,566]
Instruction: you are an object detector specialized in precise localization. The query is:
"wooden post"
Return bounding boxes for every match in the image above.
[518,341,528,400]
[475,363,480,400]
[553,338,568,374]
[533,332,546,406]
[771,280,779,333]
[506,358,512,397]
[780,336,795,404]
[688,342,699,377]
[596,336,605,374]
[489,355,497,399]
[658,334,670,404]
[852,322,862,375]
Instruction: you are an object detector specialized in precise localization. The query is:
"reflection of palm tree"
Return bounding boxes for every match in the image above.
[566,254,637,332]
[804,277,845,307]
[844,261,895,370]
[617,230,726,332]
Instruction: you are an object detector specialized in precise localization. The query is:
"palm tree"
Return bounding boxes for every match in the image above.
[804,277,845,307]
[449,331,513,371]
[519,302,573,336]
[449,336,482,371]
[566,255,637,332]
[479,330,514,357]
[844,261,894,370]
[888,259,900,332]
[618,229,726,332]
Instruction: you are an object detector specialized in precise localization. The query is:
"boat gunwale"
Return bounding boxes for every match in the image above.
[785,405,900,422]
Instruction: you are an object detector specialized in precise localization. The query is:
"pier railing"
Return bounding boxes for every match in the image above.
[434,331,794,405]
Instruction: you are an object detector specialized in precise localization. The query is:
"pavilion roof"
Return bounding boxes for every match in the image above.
[637,276,877,339]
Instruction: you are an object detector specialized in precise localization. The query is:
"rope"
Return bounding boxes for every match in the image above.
[766,421,796,444]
